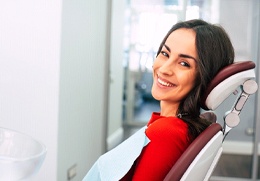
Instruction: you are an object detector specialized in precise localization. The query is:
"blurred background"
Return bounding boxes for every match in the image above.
[0,0,259,180]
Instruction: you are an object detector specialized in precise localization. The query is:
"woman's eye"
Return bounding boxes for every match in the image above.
[180,61,190,67]
[161,51,169,57]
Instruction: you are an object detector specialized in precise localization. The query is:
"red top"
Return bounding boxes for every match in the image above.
[121,112,190,181]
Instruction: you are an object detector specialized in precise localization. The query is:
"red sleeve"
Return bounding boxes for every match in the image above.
[132,117,190,181]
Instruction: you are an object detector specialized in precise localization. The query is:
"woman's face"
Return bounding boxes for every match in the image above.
[152,28,198,106]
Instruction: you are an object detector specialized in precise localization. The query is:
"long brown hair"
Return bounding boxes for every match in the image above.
[156,19,234,141]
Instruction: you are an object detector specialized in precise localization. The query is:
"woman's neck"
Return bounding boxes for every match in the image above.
[160,101,179,117]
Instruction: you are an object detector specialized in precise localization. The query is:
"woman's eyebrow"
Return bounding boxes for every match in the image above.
[164,44,197,63]
[163,44,171,52]
[179,54,198,63]
[163,44,198,62]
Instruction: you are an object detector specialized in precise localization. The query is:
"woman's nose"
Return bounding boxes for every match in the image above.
[159,60,174,76]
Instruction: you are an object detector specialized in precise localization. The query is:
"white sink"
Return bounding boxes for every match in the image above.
[0,127,47,180]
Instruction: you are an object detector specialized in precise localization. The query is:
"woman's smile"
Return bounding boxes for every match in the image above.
[157,75,176,87]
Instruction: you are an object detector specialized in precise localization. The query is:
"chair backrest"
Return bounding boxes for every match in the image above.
[164,61,258,181]
[164,123,222,181]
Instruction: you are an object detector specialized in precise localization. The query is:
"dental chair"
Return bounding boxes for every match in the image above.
[164,61,258,181]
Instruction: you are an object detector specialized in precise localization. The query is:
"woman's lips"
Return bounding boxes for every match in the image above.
[157,75,175,87]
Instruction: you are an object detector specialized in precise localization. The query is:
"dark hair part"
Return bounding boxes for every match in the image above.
[156,19,234,142]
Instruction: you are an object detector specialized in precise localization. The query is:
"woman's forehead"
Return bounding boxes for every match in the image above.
[164,28,198,58]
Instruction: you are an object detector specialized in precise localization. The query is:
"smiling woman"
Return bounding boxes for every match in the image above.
[152,28,198,117]
[83,19,235,181]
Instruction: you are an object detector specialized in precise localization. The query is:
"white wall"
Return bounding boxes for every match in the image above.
[0,0,109,181]
[58,0,109,180]
[219,0,252,60]
[0,1,62,180]
[107,0,126,150]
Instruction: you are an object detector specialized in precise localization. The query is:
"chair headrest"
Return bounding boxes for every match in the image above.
[201,61,256,110]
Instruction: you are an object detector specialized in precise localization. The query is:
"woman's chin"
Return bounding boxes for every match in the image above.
[151,92,163,101]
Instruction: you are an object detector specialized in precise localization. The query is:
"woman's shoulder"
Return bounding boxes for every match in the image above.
[147,112,187,126]
[149,116,188,128]
[146,116,189,140]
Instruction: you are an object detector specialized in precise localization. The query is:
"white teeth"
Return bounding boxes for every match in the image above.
[158,78,174,87]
